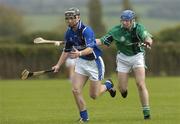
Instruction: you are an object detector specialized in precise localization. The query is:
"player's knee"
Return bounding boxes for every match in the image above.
[72,88,80,95]
[136,82,146,91]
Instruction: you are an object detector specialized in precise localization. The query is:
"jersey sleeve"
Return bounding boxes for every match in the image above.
[82,27,96,48]
[137,24,153,41]
[100,29,114,46]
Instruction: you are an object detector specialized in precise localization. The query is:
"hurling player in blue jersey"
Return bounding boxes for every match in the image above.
[52,8,116,123]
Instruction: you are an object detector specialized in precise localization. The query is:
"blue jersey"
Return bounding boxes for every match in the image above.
[64,21,102,60]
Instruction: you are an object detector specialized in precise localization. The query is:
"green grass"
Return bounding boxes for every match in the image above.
[0,77,180,124]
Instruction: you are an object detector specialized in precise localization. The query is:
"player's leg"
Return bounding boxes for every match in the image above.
[89,80,106,99]
[71,72,89,121]
[133,67,150,119]
[117,72,129,98]
[132,52,150,119]
[68,65,75,82]
[88,56,116,98]
[89,79,116,99]
[116,53,131,98]
[65,58,76,82]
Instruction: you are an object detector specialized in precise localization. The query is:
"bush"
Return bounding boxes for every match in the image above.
[1,43,180,79]
[155,25,180,42]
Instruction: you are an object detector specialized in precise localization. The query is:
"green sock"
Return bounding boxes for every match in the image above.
[142,106,150,117]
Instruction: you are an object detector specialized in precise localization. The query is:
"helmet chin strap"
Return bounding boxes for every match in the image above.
[129,20,135,29]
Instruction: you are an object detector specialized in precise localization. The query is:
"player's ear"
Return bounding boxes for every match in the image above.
[131,19,135,23]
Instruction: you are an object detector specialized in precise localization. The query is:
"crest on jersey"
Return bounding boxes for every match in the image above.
[70,37,73,41]
[120,36,125,42]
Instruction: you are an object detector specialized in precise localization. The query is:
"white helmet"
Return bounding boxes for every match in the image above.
[65,8,80,19]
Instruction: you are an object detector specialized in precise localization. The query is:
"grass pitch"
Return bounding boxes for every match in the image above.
[0,77,180,124]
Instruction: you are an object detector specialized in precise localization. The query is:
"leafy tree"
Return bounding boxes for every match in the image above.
[87,0,106,37]
[0,5,25,39]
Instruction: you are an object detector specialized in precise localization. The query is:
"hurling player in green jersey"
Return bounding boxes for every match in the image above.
[96,10,153,119]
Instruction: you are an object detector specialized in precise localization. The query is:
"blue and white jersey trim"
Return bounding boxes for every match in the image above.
[95,56,105,80]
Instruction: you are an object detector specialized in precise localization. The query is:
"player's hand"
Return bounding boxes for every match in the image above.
[52,65,60,73]
[54,42,60,46]
[69,48,80,59]
[54,41,63,46]
[143,41,151,49]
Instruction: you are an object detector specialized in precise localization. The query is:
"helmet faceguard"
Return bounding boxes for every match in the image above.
[120,10,135,21]
[65,8,80,20]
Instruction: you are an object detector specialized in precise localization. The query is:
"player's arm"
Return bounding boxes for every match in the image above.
[81,26,96,55]
[81,27,97,55]
[137,25,153,48]
[96,34,114,47]
[56,51,69,67]
[141,31,153,48]
[77,47,93,56]
[70,47,93,59]
[70,27,95,58]
[52,36,71,72]
[52,51,69,72]
[96,39,102,45]
[144,36,153,47]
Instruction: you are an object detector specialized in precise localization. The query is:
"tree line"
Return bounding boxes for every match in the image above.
[0,0,106,44]
[1,0,179,44]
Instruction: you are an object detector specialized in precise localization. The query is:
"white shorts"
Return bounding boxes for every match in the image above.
[65,58,76,67]
[116,52,145,73]
[75,57,105,81]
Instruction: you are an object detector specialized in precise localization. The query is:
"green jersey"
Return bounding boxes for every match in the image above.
[100,22,152,56]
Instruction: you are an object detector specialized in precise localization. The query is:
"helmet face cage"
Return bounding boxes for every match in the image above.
[120,10,135,21]
[65,8,80,20]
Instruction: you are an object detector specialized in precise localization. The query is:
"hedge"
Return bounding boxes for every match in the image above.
[0,42,180,79]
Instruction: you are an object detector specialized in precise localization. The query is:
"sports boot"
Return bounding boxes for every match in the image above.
[105,79,116,97]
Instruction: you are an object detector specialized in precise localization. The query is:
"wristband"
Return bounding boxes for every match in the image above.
[79,51,82,56]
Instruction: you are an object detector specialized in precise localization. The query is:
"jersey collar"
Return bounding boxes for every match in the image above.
[77,20,83,29]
